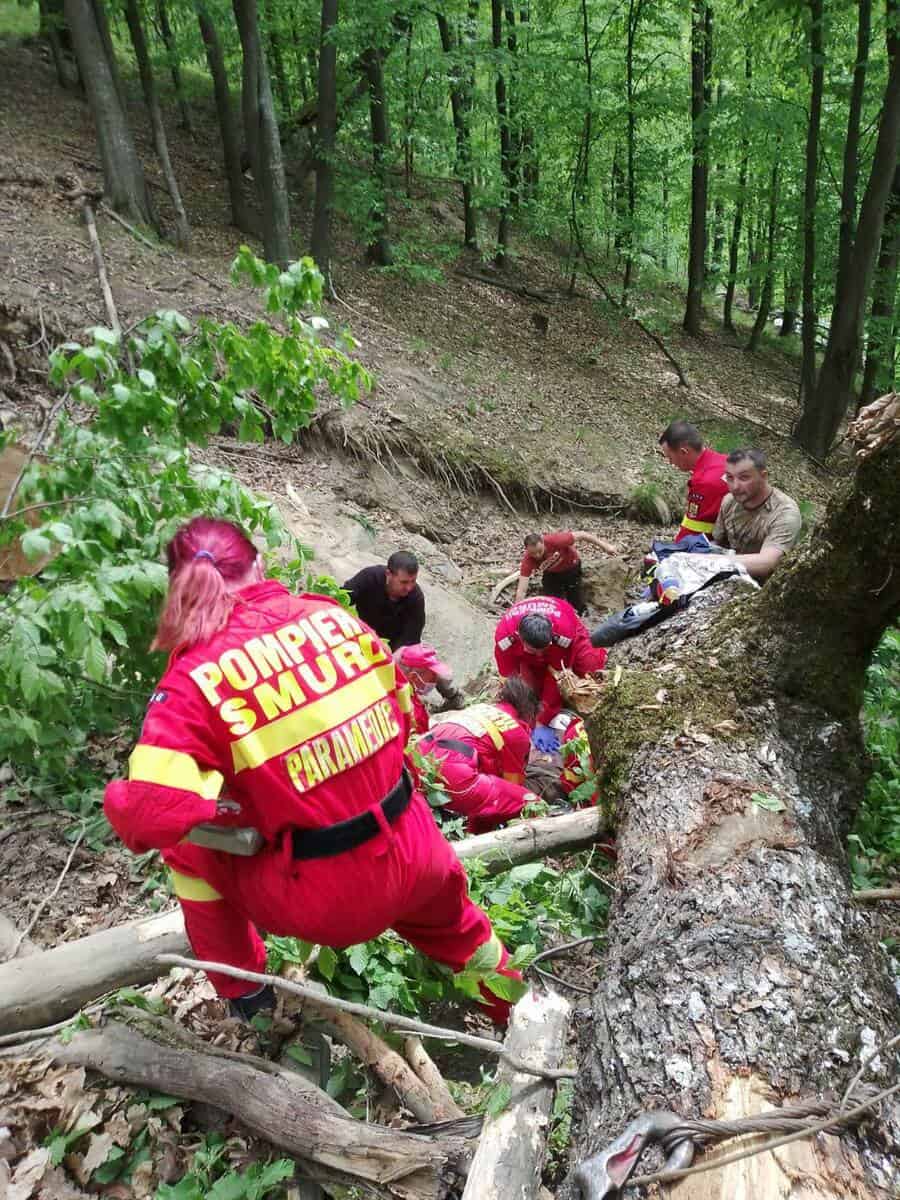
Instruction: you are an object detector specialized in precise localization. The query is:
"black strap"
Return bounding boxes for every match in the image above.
[420,736,476,760]
[290,770,412,861]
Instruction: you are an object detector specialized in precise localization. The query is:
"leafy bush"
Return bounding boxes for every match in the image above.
[0,250,370,819]
[849,628,900,888]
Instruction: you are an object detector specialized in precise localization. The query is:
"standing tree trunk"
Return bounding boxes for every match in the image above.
[722,48,750,333]
[196,1,254,235]
[568,430,900,1200]
[796,0,899,458]
[64,0,157,228]
[660,173,669,273]
[124,0,190,249]
[836,0,872,299]
[747,203,764,311]
[799,0,825,410]
[436,13,478,248]
[683,0,709,335]
[518,3,536,202]
[90,0,127,109]
[491,0,513,265]
[503,4,521,212]
[859,164,900,408]
[155,0,195,136]
[233,0,293,268]
[362,46,393,266]
[747,156,779,352]
[39,0,74,88]
[622,0,645,304]
[310,0,338,288]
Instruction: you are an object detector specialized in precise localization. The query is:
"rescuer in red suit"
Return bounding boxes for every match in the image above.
[493,596,607,740]
[658,420,729,541]
[392,643,455,735]
[418,677,542,834]
[104,517,521,1023]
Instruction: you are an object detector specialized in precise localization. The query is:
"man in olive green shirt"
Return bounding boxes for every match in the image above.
[711,449,802,581]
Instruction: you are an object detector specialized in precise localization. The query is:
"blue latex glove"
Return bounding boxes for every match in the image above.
[532,724,560,753]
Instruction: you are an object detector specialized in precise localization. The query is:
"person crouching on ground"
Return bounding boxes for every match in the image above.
[417,677,542,834]
[494,595,607,750]
[103,517,522,1024]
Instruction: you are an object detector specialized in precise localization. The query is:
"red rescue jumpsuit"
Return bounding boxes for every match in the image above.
[676,448,729,540]
[104,581,519,1022]
[494,597,607,726]
[418,701,532,834]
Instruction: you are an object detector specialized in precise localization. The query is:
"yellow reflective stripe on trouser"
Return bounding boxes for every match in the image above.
[462,932,504,977]
[129,745,224,799]
[231,663,398,773]
[169,869,223,902]
[680,515,715,533]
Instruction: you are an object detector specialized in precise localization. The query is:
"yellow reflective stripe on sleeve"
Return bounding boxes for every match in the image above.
[680,515,715,533]
[169,869,223,902]
[396,679,414,715]
[231,663,398,773]
[503,772,524,785]
[481,719,505,752]
[129,745,224,799]
[562,768,581,784]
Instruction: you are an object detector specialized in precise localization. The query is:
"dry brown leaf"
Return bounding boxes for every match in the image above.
[6,1146,51,1200]
[68,1130,114,1186]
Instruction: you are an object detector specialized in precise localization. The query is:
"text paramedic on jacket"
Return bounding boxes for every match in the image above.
[104,517,521,1023]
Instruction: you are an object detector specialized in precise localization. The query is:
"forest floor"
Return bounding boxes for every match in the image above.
[0,26,852,1200]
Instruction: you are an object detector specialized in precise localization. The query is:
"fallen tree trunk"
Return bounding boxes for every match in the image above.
[462,987,571,1199]
[2,1021,468,1200]
[0,810,605,1034]
[565,430,900,1197]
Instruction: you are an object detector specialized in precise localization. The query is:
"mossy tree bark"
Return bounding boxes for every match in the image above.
[566,437,900,1198]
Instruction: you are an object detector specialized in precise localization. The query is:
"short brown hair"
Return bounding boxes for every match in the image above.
[659,420,703,451]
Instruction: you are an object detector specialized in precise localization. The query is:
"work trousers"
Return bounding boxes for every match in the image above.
[163,792,519,1022]
[433,748,528,835]
[542,564,586,614]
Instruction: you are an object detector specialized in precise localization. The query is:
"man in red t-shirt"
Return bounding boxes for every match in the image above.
[514,530,618,614]
[658,421,728,541]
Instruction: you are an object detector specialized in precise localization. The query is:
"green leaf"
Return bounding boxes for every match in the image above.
[207,1172,249,1200]
[465,940,502,975]
[83,636,108,683]
[246,1159,294,1198]
[348,943,370,974]
[485,1080,513,1117]
[317,945,338,982]
[20,528,52,560]
[750,791,786,813]
[285,1043,314,1066]
[156,1175,205,1200]
[483,971,528,1003]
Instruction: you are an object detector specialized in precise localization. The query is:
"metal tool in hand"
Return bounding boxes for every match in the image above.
[573,1110,695,1199]
[186,824,263,855]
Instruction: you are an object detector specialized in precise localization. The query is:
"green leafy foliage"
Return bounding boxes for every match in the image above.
[151,1133,293,1200]
[850,629,900,889]
[0,251,369,822]
[282,852,608,1016]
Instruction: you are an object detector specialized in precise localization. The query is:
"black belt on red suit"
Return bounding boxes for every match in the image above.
[419,736,476,760]
[290,769,412,860]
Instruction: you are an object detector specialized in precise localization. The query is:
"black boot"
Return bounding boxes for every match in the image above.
[229,983,276,1021]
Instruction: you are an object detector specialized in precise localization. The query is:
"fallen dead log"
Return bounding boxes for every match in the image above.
[461,987,571,1199]
[0,810,605,1034]
[852,886,900,902]
[455,808,605,877]
[2,1021,468,1200]
[404,1037,465,1121]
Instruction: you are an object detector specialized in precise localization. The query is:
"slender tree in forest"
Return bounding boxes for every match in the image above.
[799,0,825,407]
[683,0,709,335]
[310,0,338,288]
[437,12,478,247]
[503,4,521,211]
[747,155,779,352]
[835,0,872,299]
[196,0,253,234]
[155,0,195,135]
[723,50,751,334]
[232,0,293,268]
[124,0,191,249]
[622,0,646,303]
[860,164,900,407]
[39,0,74,89]
[64,0,157,228]
[90,0,127,109]
[797,0,900,457]
[491,0,513,264]
[361,45,393,266]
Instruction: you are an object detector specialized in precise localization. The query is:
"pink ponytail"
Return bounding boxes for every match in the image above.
[151,517,258,652]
